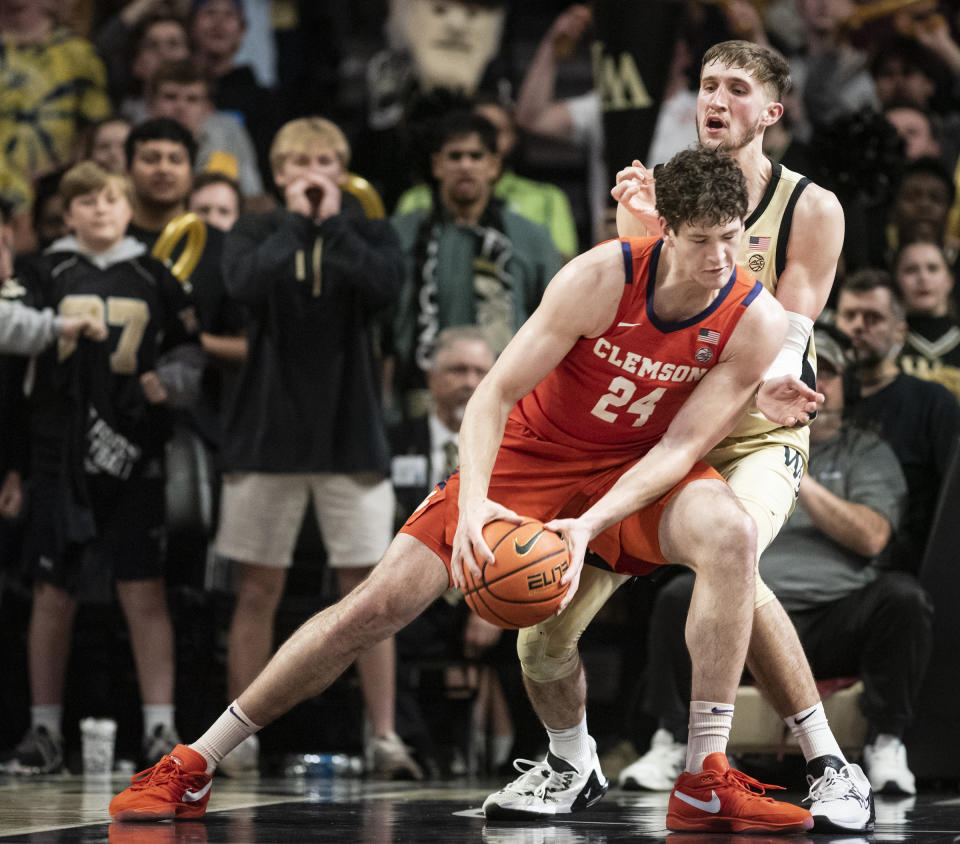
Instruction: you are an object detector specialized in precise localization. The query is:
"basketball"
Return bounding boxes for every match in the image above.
[462,518,571,629]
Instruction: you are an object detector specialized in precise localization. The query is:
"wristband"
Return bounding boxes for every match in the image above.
[763,311,813,381]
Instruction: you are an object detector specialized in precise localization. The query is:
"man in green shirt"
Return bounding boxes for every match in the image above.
[395,98,578,260]
[391,110,562,417]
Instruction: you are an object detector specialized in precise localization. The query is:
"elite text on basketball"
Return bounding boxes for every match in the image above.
[527,559,570,592]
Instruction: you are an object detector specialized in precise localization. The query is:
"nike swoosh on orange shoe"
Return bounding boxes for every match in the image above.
[183,781,213,802]
[673,790,722,813]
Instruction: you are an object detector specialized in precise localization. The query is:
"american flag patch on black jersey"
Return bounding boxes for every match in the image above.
[698,328,720,345]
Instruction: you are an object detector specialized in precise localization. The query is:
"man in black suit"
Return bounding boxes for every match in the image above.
[389,325,494,525]
[390,325,520,775]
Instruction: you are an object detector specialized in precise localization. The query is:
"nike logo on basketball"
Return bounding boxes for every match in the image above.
[793,709,816,725]
[514,531,544,556]
[674,789,721,813]
[183,780,212,802]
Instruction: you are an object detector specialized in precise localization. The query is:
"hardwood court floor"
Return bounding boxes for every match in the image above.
[0,772,957,843]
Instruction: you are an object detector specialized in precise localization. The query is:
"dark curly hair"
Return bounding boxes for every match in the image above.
[655,148,747,231]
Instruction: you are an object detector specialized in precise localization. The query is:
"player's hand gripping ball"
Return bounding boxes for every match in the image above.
[462,518,571,629]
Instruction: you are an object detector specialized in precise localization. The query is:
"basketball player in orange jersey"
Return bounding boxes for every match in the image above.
[109,147,820,832]
[578,40,872,832]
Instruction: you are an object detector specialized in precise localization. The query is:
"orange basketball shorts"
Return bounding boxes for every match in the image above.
[400,416,722,579]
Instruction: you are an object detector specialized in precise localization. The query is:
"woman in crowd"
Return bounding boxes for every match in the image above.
[894,239,960,401]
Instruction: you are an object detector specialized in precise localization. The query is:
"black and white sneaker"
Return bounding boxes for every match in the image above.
[140,723,182,768]
[482,738,607,819]
[804,756,875,832]
[0,726,64,775]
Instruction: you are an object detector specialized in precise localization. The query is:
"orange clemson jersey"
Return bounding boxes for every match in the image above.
[513,236,763,454]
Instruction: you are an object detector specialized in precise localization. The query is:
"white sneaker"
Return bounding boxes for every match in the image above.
[618,728,685,791]
[805,759,875,832]
[862,734,917,795]
[482,738,607,819]
[218,734,260,777]
[367,731,424,780]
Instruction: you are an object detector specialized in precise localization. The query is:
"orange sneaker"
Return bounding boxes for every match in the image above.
[667,752,813,833]
[110,745,212,822]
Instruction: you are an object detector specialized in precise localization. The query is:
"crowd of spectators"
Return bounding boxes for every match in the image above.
[0,0,958,787]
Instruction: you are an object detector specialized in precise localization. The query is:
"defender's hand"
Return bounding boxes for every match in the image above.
[757,375,823,427]
[611,160,658,232]
[543,515,594,613]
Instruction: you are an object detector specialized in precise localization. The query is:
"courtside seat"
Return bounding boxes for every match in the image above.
[728,678,868,756]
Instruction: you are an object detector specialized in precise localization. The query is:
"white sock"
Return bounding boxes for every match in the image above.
[31,704,62,739]
[545,715,590,768]
[687,700,733,773]
[786,703,845,764]
[142,704,175,736]
[191,700,262,774]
